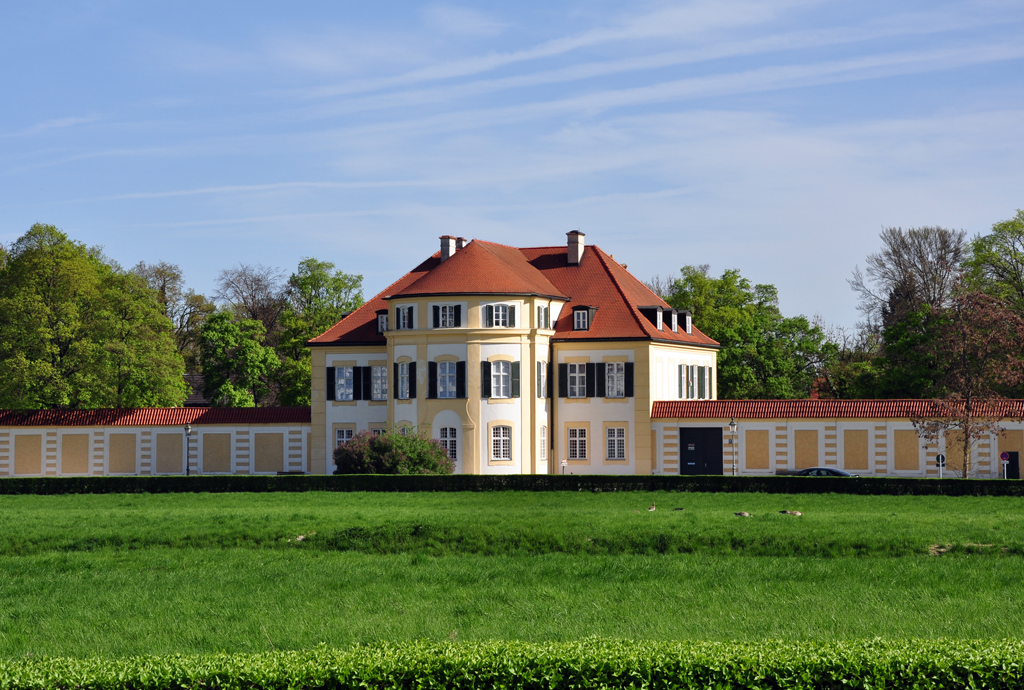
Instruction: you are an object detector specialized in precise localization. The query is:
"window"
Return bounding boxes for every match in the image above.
[438,427,457,460]
[698,366,707,399]
[484,304,515,327]
[540,426,547,460]
[568,427,587,460]
[573,309,588,330]
[537,305,549,329]
[371,365,388,401]
[335,366,354,401]
[371,428,386,437]
[396,306,414,330]
[399,426,409,436]
[606,427,626,460]
[568,363,586,398]
[492,425,511,460]
[335,428,353,447]
[537,361,547,398]
[440,305,456,328]
[398,362,411,399]
[377,313,388,333]
[438,361,457,399]
[605,363,625,398]
[491,361,511,399]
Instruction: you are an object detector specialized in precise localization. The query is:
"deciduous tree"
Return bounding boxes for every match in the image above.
[0,224,186,409]
[665,265,833,399]
[912,290,1024,477]
[198,312,280,407]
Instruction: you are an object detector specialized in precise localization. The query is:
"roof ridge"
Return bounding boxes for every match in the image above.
[592,245,657,337]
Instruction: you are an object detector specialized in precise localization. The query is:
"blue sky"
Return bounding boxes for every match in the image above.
[2,1,1022,328]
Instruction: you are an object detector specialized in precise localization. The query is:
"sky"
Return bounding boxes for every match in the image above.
[2,0,1022,329]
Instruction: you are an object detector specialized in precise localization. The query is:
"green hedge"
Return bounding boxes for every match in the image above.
[1,640,1022,689]
[1,472,1023,496]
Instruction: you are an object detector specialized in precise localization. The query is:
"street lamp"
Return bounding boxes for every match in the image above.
[184,423,191,476]
[729,417,738,476]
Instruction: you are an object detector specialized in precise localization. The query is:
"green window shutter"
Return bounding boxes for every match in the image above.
[508,305,516,328]
[481,361,492,398]
[326,367,336,401]
[511,361,520,398]
[624,363,634,398]
[484,305,494,328]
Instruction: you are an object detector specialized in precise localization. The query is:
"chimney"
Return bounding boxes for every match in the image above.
[455,237,467,250]
[567,230,585,265]
[440,235,456,262]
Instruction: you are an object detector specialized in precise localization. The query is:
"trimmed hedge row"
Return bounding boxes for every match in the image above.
[2,640,1023,690]
[1,472,1023,496]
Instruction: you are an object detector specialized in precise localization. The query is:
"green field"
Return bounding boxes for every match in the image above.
[1,491,1022,658]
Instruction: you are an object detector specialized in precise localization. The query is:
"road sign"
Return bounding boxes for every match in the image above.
[1000,451,1010,462]
[936,454,946,467]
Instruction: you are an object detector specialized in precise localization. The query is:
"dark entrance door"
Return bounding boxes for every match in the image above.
[678,427,724,475]
[1007,451,1020,479]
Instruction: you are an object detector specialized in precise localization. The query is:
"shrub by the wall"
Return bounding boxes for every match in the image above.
[333,430,454,475]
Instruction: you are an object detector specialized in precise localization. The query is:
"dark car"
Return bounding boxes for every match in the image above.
[795,467,855,477]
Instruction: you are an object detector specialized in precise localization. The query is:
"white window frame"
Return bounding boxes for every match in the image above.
[491,360,511,399]
[605,362,625,398]
[378,314,388,333]
[492,425,512,461]
[568,363,586,398]
[537,362,547,399]
[398,362,411,400]
[540,426,547,460]
[335,366,354,401]
[439,305,456,328]
[492,305,509,327]
[537,305,549,329]
[606,427,626,460]
[439,427,457,460]
[568,427,587,460]
[371,365,388,401]
[396,306,414,330]
[335,428,354,447]
[573,310,588,330]
[371,428,386,437]
[438,361,457,399]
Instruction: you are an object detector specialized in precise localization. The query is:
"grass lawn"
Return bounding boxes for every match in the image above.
[0,491,1022,657]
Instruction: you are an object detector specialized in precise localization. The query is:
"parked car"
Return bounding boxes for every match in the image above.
[794,467,855,477]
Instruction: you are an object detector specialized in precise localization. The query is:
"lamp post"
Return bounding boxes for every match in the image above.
[729,417,738,476]
[184,423,191,476]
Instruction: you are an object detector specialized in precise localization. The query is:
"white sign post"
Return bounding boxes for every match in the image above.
[936,453,945,479]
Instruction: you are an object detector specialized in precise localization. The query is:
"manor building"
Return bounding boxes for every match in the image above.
[307,233,720,475]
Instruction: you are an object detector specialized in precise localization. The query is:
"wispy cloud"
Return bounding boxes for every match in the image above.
[423,5,507,36]
[2,115,101,138]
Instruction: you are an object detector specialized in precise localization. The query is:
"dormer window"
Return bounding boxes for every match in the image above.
[396,306,415,330]
[656,310,663,330]
[572,306,596,331]
[574,310,588,330]
[376,310,388,334]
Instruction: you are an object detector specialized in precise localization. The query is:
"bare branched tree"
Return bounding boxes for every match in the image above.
[215,263,287,336]
[644,274,672,298]
[133,261,215,373]
[850,226,966,332]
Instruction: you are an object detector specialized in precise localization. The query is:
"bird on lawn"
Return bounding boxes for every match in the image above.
[780,510,803,516]
[648,502,656,512]
[734,511,751,517]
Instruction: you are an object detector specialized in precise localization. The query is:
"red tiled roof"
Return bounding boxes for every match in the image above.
[0,407,311,427]
[650,399,1024,419]
[390,240,567,299]
[522,245,718,345]
[310,238,719,347]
